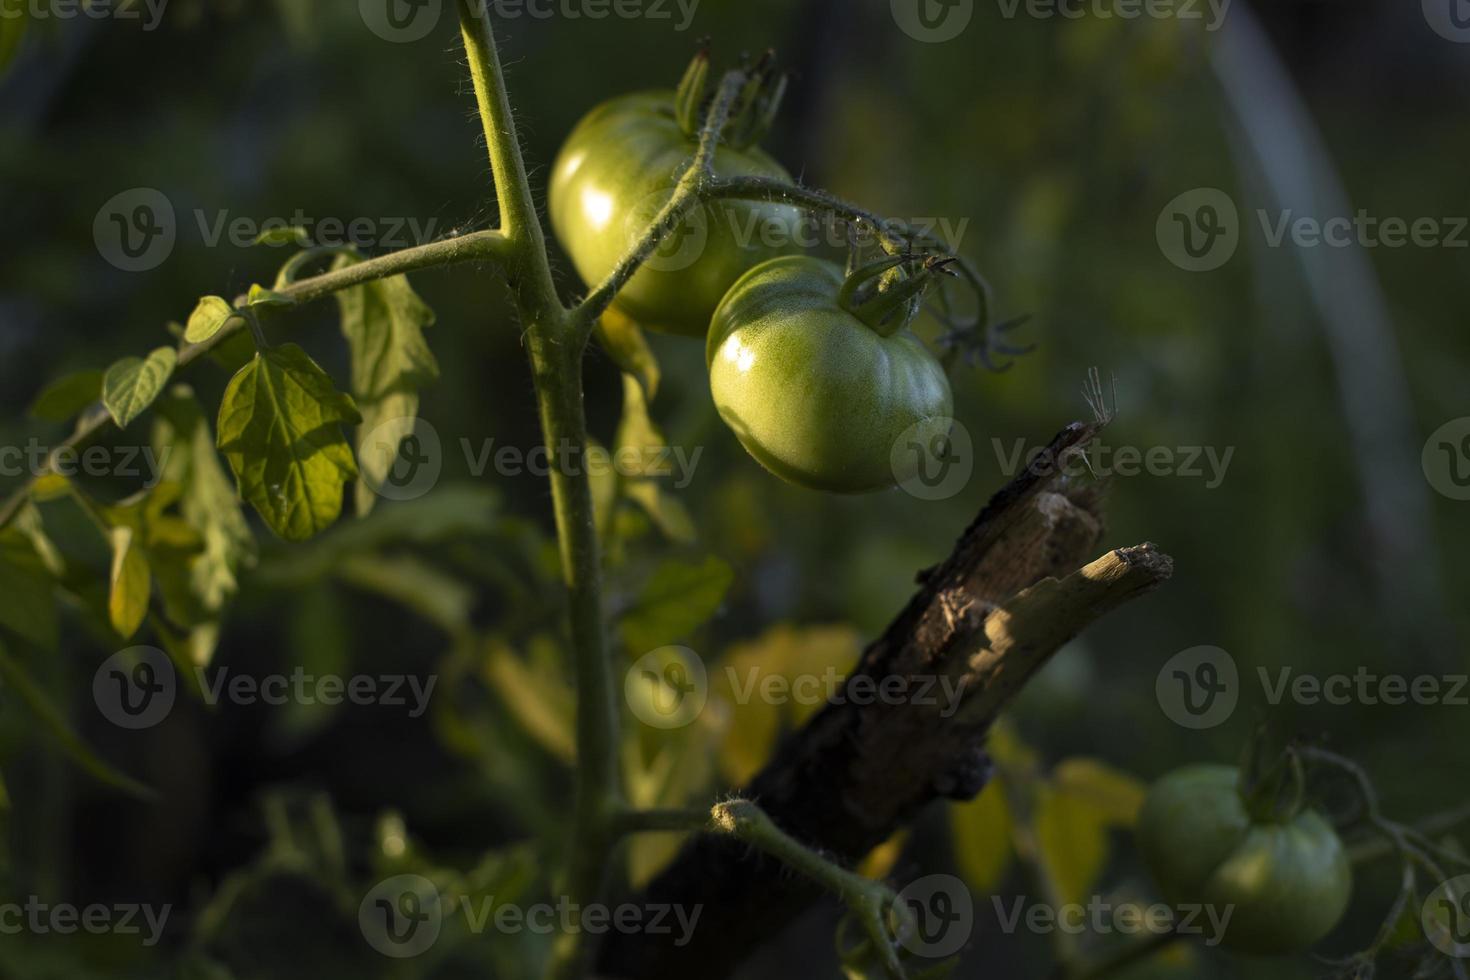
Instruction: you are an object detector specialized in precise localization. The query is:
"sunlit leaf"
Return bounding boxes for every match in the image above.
[184,296,238,344]
[1050,758,1147,827]
[332,254,438,516]
[216,343,361,541]
[102,346,178,428]
[108,525,151,640]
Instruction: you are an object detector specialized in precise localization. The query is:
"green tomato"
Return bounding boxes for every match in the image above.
[1137,764,1352,955]
[706,256,954,493]
[549,91,803,337]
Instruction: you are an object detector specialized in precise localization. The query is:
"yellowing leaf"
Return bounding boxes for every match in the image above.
[108,526,151,639]
[715,624,862,782]
[1051,758,1147,828]
[216,344,361,541]
[951,783,1014,893]
[102,346,177,428]
[1034,784,1111,908]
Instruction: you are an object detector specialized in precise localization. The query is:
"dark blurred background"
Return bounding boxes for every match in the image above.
[0,0,1466,977]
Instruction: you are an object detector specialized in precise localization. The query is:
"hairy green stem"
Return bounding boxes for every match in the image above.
[454,5,621,978]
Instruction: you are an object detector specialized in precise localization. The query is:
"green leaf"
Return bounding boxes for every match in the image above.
[27,369,103,421]
[0,640,153,799]
[596,305,660,400]
[108,525,151,640]
[618,555,733,654]
[482,638,575,762]
[331,254,439,516]
[246,283,295,309]
[336,554,472,634]
[216,344,361,542]
[184,296,238,344]
[102,346,178,428]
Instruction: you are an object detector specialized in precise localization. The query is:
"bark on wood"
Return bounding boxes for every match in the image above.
[598,421,1174,978]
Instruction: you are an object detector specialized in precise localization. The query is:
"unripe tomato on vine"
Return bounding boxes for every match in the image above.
[1136,763,1352,955]
[550,48,804,337]
[706,253,956,494]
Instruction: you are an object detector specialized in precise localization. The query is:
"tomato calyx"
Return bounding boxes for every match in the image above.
[674,45,788,150]
[837,253,958,337]
[1239,739,1309,824]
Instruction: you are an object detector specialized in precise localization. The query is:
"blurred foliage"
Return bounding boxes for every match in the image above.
[0,0,1467,978]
